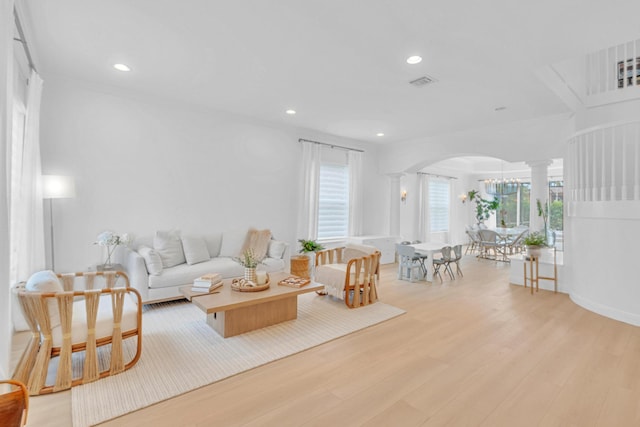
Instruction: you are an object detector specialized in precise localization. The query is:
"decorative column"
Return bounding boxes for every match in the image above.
[388,173,403,237]
[526,160,552,232]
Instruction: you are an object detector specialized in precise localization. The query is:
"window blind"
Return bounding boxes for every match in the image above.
[318,163,349,239]
[429,178,450,233]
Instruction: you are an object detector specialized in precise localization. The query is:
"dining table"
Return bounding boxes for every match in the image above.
[408,242,452,282]
[492,227,523,239]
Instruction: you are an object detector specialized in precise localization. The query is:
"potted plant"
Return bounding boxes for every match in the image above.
[536,199,549,243]
[466,190,500,225]
[522,231,547,257]
[294,239,324,279]
[297,239,324,253]
[233,248,264,282]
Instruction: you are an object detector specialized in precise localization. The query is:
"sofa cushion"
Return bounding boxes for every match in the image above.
[219,230,247,257]
[241,228,271,260]
[154,230,186,268]
[181,236,210,265]
[138,246,163,276]
[267,240,287,259]
[148,258,243,289]
[26,270,64,328]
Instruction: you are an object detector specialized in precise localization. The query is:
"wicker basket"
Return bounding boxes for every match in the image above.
[291,255,310,279]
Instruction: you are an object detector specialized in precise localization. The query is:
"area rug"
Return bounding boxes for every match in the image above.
[71,293,405,427]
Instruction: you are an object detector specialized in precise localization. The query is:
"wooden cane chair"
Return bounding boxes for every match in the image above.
[13,271,142,395]
[0,380,28,427]
[314,245,380,308]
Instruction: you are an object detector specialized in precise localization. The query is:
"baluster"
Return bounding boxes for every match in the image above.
[601,131,607,200]
[611,128,617,200]
[622,125,628,200]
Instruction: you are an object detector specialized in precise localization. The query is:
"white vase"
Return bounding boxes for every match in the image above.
[244,267,257,283]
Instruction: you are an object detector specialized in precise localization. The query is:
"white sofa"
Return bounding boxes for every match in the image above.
[117,229,290,304]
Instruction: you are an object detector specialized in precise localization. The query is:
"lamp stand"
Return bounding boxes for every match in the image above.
[49,198,55,271]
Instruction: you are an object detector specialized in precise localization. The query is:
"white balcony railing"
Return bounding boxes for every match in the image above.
[567,121,640,202]
[586,39,640,95]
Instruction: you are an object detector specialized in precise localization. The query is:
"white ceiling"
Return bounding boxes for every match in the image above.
[20,0,640,144]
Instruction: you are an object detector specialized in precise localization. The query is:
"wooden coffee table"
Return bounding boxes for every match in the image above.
[179,272,324,338]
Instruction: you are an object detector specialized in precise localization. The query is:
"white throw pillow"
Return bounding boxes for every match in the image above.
[154,230,186,268]
[138,246,163,275]
[181,236,210,265]
[267,240,286,259]
[26,270,64,328]
[219,230,248,257]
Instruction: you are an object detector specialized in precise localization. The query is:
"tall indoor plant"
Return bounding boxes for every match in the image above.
[466,190,500,225]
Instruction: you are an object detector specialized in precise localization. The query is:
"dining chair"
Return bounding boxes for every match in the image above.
[432,246,455,282]
[452,244,463,277]
[506,229,528,254]
[465,229,482,255]
[478,229,508,261]
[396,244,426,282]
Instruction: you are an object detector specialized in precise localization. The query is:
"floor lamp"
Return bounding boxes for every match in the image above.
[42,175,75,271]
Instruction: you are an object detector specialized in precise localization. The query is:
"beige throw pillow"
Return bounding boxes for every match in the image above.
[241,228,271,260]
[154,230,186,268]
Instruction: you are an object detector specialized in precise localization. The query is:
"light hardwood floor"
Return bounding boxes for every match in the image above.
[12,255,640,426]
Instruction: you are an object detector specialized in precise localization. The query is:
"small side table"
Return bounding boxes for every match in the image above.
[290,255,310,279]
[523,249,557,295]
[92,263,124,272]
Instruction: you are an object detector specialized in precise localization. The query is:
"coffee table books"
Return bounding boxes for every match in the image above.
[278,275,311,288]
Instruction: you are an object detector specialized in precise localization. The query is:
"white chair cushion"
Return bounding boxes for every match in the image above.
[51,292,139,347]
[138,246,163,276]
[26,270,64,329]
[315,263,370,299]
[181,236,210,265]
[154,230,186,268]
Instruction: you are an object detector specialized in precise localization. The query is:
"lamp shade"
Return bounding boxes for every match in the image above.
[42,175,75,199]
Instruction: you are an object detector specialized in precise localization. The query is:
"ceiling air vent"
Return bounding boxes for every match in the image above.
[409,75,437,88]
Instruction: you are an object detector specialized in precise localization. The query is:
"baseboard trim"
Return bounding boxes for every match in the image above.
[570,292,640,326]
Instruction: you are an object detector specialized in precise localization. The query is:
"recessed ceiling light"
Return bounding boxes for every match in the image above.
[285,109,296,115]
[113,63,131,72]
[406,55,422,65]
[376,132,385,137]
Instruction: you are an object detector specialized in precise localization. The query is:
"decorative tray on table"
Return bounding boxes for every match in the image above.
[278,276,311,288]
[231,276,270,292]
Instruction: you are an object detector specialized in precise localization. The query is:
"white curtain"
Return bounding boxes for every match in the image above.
[10,69,45,284]
[1,0,16,379]
[417,173,428,242]
[347,150,363,236]
[297,141,321,240]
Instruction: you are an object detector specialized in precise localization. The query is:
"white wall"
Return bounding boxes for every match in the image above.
[39,78,386,272]
[377,113,572,175]
[398,169,472,246]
